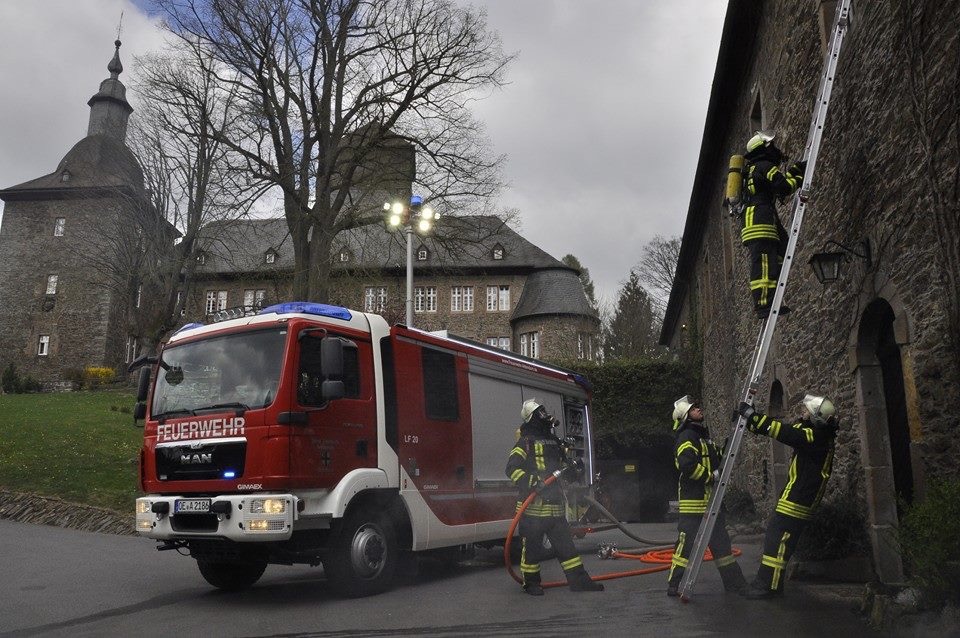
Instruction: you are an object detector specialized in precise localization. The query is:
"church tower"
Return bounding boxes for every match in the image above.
[0,40,147,387]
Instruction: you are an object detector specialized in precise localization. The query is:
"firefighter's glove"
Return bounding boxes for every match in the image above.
[790,160,807,175]
[738,402,756,422]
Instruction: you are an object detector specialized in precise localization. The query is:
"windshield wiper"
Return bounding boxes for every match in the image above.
[191,402,250,415]
[153,409,193,423]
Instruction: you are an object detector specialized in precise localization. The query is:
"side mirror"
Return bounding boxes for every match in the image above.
[322,379,345,401]
[133,402,147,423]
[321,337,344,378]
[136,367,151,402]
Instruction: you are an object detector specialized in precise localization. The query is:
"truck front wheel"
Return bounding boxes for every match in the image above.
[325,508,398,597]
[196,558,267,592]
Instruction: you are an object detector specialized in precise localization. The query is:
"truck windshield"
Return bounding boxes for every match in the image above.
[151,328,287,418]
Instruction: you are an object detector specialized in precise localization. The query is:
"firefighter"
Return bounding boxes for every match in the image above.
[737,394,838,599]
[740,131,806,319]
[505,398,604,596]
[667,395,748,596]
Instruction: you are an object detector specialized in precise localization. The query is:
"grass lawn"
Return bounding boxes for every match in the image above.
[0,389,142,512]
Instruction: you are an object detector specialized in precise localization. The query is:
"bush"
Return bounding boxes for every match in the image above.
[62,367,85,389]
[794,491,870,560]
[899,479,960,604]
[1,363,42,394]
[83,366,116,388]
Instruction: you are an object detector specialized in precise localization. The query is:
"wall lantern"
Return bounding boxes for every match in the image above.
[809,239,872,284]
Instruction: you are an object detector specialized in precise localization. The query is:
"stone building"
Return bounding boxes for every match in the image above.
[187,214,599,362]
[660,0,960,584]
[0,41,163,386]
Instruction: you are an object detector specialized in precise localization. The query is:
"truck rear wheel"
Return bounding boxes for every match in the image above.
[196,558,267,592]
[326,508,398,597]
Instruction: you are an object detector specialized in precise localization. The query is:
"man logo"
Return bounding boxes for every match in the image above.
[180,453,212,465]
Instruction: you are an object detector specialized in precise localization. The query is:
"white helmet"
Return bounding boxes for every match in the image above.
[672,395,694,422]
[521,398,544,423]
[802,394,836,424]
[747,130,776,153]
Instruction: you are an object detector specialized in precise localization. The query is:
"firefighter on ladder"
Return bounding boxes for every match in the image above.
[737,394,838,599]
[506,399,604,596]
[667,396,748,597]
[740,131,806,319]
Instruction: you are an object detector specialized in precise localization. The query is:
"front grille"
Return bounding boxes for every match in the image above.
[156,440,246,481]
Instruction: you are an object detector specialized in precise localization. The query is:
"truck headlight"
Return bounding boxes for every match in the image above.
[136,499,152,514]
[250,498,286,514]
[137,519,154,531]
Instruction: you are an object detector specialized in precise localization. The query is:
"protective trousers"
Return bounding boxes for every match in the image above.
[518,515,585,587]
[748,238,784,311]
[754,512,808,593]
[668,511,745,590]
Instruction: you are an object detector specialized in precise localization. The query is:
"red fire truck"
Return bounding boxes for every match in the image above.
[131,301,594,595]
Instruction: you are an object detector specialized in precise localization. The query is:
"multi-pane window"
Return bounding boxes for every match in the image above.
[37,335,50,356]
[339,250,351,262]
[46,274,58,295]
[135,285,142,309]
[487,285,510,311]
[364,287,387,312]
[498,285,510,310]
[485,337,511,350]
[265,251,276,264]
[417,248,428,261]
[578,332,593,361]
[206,290,227,314]
[451,286,473,312]
[415,286,437,313]
[126,336,139,364]
[492,245,504,260]
[244,289,266,310]
[197,252,206,265]
[520,331,539,358]
[53,218,65,237]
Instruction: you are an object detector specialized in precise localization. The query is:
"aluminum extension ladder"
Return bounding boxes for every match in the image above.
[678,0,852,601]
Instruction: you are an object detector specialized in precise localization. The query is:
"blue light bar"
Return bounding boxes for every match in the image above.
[172,322,205,335]
[258,301,353,321]
[223,470,236,479]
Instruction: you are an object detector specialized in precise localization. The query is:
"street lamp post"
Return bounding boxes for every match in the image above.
[385,195,437,328]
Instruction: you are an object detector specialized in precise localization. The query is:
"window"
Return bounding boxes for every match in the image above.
[338,250,351,263]
[126,336,139,364]
[422,348,459,420]
[488,285,510,311]
[451,286,473,312]
[45,274,58,295]
[206,290,227,314]
[176,290,185,316]
[485,336,511,350]
[244,289,266,310]
[60,171,70,183]
[37,335,50,356]
[364,286,387,312]
[298,336,360,405]
[196,252,206,265]
[414,286,437,313]
[520,331,539,358]
[578,332,593,361]
[265,251,276,264]
[498,285,510,311]
[492,244,504,260]
[417,247,428,261]
[53,218,65,237]
[135,285,142,309]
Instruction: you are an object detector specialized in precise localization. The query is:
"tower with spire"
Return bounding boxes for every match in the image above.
[0,40,151,386]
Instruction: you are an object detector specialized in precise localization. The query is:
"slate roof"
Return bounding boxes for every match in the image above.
[511,267,598,322]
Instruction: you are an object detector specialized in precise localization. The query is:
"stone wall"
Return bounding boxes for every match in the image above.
[0,490,133,536]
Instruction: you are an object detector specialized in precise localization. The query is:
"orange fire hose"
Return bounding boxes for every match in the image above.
[502,473,741,588]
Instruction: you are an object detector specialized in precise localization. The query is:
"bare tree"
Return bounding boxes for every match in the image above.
[635,234,681,316]
[150,0,513,302]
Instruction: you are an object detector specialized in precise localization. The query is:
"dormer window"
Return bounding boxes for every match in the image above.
[338,249,352,263]
[492,244,505,260]
[417,247,428,261]
[60,171,71,183]
[196,252,206,265]
[53,218,65,237]
[265,250,277,264]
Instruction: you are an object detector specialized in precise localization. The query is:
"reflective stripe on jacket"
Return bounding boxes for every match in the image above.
[674,420,721,515]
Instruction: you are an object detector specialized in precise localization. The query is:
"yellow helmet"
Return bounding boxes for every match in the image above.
[802,394,836,424]
[521,398,544,423]
[746,130,776,153]
[672,395,694,422]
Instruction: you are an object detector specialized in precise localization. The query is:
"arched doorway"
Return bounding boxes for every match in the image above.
[855,298,911,583]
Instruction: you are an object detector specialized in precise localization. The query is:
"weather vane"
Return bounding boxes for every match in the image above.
[116,11,124,41]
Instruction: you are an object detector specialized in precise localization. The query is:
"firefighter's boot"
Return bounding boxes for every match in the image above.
[718,562,748,594]
[567,568,604,592]
[742,578,781,600]
[523,574,544,596]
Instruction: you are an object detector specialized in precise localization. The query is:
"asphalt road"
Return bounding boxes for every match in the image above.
[0,519,877,637]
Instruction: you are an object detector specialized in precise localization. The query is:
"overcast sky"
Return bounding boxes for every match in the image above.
[0,1,726,306]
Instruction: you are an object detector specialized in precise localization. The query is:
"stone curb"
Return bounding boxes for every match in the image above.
[0,490,134,536]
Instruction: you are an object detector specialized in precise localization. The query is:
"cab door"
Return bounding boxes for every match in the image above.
[287,331,377,489]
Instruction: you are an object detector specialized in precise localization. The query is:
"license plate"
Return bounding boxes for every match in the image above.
[175,498,211,513]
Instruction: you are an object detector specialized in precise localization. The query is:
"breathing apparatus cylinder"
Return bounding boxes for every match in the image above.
[725,154,745,207]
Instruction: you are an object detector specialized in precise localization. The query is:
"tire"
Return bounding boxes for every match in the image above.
[325,508,399,597]
[196,558,267,592]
